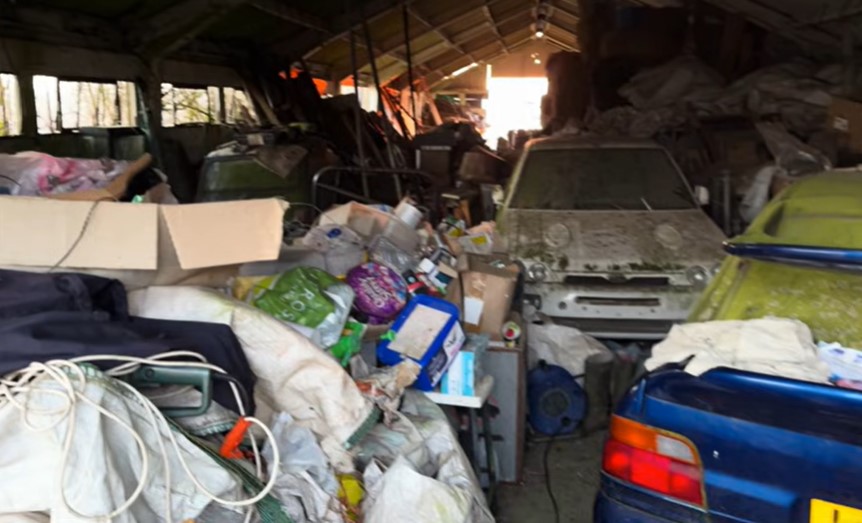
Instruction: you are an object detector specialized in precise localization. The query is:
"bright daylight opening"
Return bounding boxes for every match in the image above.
[482,74,548,149]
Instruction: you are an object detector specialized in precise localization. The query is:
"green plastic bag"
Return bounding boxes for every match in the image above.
[251,267,354,347]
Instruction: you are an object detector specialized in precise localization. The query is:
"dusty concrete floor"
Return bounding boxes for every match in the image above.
[495,431,605,523]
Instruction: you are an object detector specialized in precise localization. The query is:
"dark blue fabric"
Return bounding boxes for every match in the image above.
[0,269,128,320]
[0,271,254,413]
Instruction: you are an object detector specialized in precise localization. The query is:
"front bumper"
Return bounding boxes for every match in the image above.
[524,282,699,339]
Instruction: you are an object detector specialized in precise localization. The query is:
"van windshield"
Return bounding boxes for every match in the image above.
[510,147,696,210]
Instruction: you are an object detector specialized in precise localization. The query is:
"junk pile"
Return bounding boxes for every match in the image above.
[566,55,855,234]
[0,180,515,521]
[587,56,846,139]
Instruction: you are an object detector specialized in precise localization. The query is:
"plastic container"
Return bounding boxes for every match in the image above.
[377,295,465,391]
[346,262,408,324]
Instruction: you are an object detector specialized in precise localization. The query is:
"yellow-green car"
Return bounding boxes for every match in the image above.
[691,169,862,346]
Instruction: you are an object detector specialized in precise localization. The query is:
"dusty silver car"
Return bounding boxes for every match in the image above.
[499,135,726,339]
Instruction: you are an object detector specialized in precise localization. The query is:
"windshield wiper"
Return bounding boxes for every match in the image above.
[641,197,653,211]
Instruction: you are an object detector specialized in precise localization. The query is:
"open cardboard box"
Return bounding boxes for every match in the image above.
[0,196,287,288]
[447,253,520,341]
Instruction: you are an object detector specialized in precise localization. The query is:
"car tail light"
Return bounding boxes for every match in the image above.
[602,415,705,506]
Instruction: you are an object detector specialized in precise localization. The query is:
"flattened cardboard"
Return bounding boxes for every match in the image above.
[0,196,287,288]
[161,199,286,270]
[0,197,158,270]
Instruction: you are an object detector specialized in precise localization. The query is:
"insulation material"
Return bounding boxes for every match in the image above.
[647,317,831,382]
[128,286,374,471]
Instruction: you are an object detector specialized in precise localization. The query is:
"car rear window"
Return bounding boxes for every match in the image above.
[510,147,696,210]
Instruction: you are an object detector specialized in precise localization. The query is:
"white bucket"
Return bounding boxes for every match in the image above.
[394,199,423,229]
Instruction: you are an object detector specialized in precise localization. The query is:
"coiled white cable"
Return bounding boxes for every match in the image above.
[0,352,280,522]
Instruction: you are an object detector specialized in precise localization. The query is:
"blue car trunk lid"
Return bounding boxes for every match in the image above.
[628,369,862,523]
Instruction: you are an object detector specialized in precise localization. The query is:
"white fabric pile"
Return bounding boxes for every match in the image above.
[647,317,831,383]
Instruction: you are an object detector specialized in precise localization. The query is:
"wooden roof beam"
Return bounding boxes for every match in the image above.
[483,2,511,53]
[249,0,330,33]
[129,0,249,60]
[408,6,480,64]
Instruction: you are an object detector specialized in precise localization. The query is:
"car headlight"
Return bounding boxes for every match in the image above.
[528,263,548,282]
[685,266,710,287]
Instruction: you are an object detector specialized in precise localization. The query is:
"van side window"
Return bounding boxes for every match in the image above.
[33,75,137,133]
[224,87,257,125]
[161,84,221,127]
[0,73,22,137]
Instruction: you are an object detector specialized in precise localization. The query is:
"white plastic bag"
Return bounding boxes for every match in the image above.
[527,317,612,376]
[262,413,343,523]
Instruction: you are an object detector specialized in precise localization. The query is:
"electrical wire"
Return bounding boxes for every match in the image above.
[0,352,280,522]
[543,417,573,523]
[543,433,561,523]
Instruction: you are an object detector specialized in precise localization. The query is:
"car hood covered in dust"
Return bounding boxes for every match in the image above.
[503,209,727,273]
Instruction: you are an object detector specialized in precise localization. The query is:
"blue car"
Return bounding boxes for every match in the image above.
[595,172,862,522]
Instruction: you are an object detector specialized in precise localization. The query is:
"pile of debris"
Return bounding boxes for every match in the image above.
[0,161,525,521]
[587,56,846,139]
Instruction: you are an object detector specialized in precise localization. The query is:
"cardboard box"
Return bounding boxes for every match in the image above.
[456,254,520,340]
[0,196,287,288]
[441,351,478,396]
[828,97,862,153]
[441,334,488,396]
[377,296,465,391]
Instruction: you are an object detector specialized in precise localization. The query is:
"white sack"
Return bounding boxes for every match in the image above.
[128,286,374,471]
[358,390,494,523]
[0,369,243,522]
[646,317,831,382]
[357,391,494,523]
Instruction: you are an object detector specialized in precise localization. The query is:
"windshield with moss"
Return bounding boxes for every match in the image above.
[510,147,696,210]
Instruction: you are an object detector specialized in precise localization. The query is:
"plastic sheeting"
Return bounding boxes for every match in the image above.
[0,152,131,196]
[619,55,726,111]
[128,286,375,471]
[355,391,493,523]
[646,317,831,382]
[527,317,612,377]
[262,413,344,523]
[592,58,846,137]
